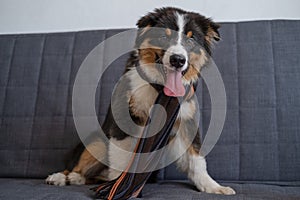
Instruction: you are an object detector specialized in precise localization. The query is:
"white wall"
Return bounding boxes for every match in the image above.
[1,0,300,34]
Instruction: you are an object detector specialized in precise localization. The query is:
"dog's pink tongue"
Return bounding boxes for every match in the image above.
[163,69,185,97]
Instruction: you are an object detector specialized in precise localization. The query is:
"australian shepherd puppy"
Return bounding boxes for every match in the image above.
[46,7,235,195]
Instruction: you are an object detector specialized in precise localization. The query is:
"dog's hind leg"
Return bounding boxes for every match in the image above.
[68,140,107,185]
[46,139,107,186]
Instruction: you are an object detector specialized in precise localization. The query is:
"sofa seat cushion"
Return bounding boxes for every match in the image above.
[0,178,299,200]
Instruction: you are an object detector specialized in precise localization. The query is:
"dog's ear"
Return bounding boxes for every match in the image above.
[136,12,158,28]
[206,21,221,42]
[192,14,221,54]
[136,15,155,39]
[135,11,160,47]
[192,14,221,43]
[135,13,158,47]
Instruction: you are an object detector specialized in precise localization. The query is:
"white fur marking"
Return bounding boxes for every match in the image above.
[45,172,66,186]
[108,136,137,180]
[188,155,236,195]
[169,135,235,195]
[126,67,158,119]
[179,100,196,120]
[173,139,190,171]
[176,12,185,45]
[162,12,188,71]
[68,172,86,185]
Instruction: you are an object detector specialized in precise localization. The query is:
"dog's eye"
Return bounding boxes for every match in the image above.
[186,38,196,49]
[158,35,168,41]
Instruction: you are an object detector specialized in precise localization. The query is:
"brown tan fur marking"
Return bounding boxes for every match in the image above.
[184,50,207,83]
[140,25,151,36]
[187,31,193,38]
[72,140,106,176]
[165,28,172,36]
[205,26,220,44]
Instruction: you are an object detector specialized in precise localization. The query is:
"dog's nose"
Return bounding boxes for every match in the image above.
[169,54,186,69]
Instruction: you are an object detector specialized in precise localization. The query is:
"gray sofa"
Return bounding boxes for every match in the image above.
[0,20,300,199]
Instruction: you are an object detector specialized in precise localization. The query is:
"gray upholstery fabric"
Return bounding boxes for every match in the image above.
[0,20,300,199]
[0,179,93,200]
[0,179,300,200]
[151,20,300,182]
[205,20,300,182]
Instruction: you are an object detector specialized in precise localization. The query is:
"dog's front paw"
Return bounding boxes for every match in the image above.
[202,185,236,195]
[67,172,86,185]
[46,172,66,186]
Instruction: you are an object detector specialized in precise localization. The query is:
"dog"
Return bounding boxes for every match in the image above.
[46,7,236,195]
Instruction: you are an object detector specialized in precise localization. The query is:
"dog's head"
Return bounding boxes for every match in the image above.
[134,7,220,97]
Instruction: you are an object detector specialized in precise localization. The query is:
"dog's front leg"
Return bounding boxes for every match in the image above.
[187,153,235,195]
[176,149,235,195]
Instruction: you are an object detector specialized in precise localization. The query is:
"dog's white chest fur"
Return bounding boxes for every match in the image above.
[126,68,158,121]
